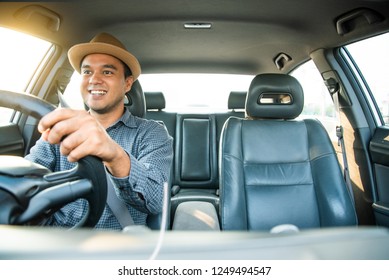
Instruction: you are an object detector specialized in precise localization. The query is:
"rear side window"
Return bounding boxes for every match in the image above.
[344,32,389,126]
[291,60,337,141]
[0,27,52,123]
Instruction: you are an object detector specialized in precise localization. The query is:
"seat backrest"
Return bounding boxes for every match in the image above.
[143,92,220,223]
[219,73,357,231]
[125,80,146,118]
[175,113,218,189]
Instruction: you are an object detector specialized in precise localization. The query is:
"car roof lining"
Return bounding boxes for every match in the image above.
[0,0,389,75]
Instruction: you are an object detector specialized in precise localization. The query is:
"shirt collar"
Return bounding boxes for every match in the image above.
[108,107,138,129]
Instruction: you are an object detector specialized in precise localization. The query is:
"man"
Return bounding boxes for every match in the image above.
[26,33,173,230]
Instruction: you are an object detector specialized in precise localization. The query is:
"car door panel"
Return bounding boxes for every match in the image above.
[370,127,389,226]
[0,122,24,156]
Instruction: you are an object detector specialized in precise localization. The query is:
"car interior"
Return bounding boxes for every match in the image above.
[1,0,389,260]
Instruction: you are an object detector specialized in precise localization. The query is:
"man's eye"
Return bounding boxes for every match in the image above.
[82,70,91,75]
[103,70,113,75]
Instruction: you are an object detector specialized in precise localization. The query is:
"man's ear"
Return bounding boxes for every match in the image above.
[124,76,134,93]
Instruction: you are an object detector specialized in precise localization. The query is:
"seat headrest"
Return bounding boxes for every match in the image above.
[246,73,304,119]
[228,91,246,110]
[124,79,146,118]
[145,91,166,110]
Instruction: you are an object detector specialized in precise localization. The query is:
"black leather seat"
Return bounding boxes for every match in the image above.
[144,91,176,140]
[215,91,247,149]
[125,80,146,118]
[219,73,357,231]
[171,113,219,220]
[125,81,171,230]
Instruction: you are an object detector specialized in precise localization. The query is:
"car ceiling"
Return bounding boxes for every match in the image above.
[1,0,389,75]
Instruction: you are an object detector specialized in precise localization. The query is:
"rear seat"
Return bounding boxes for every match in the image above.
[215,91,246,146]
[172,113,219,214]
[144,90,247,227]
[144,91,176,139]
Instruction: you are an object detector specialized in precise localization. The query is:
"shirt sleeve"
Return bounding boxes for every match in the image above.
[110,120,173,215]
[25,137,60,171]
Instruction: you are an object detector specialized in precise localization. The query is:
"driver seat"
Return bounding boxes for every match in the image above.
[125,80,171,230]
[124,80,146,118]
[219,73,357,230]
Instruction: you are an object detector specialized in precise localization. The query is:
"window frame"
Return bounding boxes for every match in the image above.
[340,32,389,128]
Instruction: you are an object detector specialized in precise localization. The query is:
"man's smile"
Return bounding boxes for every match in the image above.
[89,90,107,96]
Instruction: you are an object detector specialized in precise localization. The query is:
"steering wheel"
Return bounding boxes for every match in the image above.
[0,90,107,228]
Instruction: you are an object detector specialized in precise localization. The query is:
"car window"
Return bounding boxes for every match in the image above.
[64,72,254,113]
[0,27,52,123]
[62,73,84,109]
[344,32,389,126]
[65,64,334,121]
[140,73,254,113]
[291,60,337,141]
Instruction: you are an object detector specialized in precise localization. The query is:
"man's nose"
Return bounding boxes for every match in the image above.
[89,72,103,84]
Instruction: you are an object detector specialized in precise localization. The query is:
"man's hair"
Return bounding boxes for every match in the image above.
[121,61,132,79]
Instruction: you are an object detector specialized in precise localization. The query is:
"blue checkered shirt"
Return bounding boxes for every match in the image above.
[25,108,173,230]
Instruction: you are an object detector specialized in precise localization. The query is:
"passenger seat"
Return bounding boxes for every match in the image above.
[219,74,357,230]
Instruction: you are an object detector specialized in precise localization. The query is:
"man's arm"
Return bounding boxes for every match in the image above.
[110,121,173,215]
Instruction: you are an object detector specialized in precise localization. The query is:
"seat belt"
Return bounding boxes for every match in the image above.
[106,172,134,228]
[333,89,355,205]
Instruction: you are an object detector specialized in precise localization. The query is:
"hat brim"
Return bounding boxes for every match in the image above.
[68,42,141,80]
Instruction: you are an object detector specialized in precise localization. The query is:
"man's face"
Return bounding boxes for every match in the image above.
[80,53,133,114]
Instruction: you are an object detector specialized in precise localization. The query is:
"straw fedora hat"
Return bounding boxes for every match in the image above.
[68,32,141,80]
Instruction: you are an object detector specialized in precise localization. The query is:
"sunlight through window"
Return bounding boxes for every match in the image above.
[0,27,52,122]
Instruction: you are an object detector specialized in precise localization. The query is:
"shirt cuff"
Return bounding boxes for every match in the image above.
[108,154,148,210]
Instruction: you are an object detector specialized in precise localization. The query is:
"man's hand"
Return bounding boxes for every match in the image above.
[38,108,130,177]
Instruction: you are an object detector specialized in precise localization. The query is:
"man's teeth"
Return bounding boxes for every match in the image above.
[90,90,107,96]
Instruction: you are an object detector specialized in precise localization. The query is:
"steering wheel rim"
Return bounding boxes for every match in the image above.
[0,90,107,227]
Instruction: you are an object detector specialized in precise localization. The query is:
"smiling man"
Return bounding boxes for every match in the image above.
[25,33,173,229]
